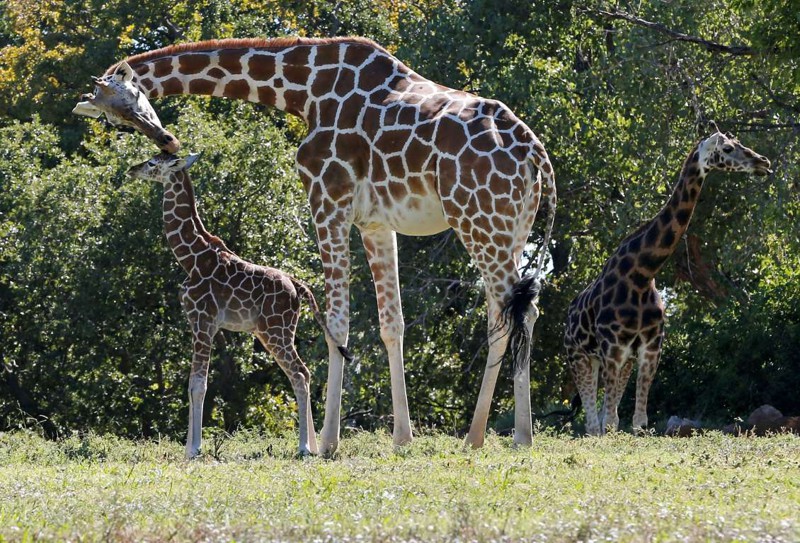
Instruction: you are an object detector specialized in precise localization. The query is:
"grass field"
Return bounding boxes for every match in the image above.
[0,429,798,542]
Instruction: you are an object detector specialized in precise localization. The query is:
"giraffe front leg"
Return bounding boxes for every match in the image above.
[633,341,662,434]
[599,346,632,434]
[186,325,214,459]
[315,215,352,457]
[567,352,601,436]
[362,228,412,447]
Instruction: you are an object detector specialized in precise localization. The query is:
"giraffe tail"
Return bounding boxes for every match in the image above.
[498,144,557,375]
[533,394,582,424]
[292,279,354,362]
[530,144,557,280]
[500,275,541,375]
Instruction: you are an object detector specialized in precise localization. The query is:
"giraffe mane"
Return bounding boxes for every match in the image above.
[106,36,389,74]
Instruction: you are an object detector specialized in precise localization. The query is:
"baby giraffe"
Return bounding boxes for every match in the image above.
[127,152,351,457]
[564,129,771,435]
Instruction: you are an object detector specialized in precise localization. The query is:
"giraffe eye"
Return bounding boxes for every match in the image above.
[722,145,734,153]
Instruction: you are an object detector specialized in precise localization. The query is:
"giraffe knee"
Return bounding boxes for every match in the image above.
[296,363,311,383]
[188,374,207,401]
[378,315,404,346]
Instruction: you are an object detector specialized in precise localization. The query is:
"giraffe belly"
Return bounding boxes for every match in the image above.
[353,185,450,236]
[388,196,450,236]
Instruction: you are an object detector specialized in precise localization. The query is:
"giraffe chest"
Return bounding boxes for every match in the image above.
[566,277,665,357]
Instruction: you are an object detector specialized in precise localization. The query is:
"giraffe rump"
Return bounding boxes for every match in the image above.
[500,274,541,376]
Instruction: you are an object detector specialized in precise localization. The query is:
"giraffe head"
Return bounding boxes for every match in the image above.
[73,62,181,153]
[127,152,200,183]
[698,128,772,176]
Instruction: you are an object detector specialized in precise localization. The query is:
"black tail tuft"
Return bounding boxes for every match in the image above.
[337,345,355,363]
[569,393,582,414]
[534,394,582,420]
[533,394,582,430]
[500,275,542,375]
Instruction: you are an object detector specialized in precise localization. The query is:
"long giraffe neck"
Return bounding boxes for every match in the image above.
[115,37,400,122]
[162,170,216,275]
[616,142,706,280]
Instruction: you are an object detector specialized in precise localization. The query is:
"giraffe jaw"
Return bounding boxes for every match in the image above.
[753,162,773,176]
[72,100,104,118]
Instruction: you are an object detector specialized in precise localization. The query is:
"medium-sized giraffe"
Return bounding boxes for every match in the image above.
[127,152,351,457]
[564,129,771,435]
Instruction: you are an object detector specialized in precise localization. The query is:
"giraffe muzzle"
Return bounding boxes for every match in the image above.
[753,156,772,176]
[128,112,182,153]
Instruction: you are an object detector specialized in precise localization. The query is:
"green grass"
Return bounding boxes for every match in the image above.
[0,429,798,542]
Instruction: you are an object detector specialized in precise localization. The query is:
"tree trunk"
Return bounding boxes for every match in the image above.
[673,234,729,305]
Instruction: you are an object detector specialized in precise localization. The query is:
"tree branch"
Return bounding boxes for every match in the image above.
[588,8,758,56]
[750,73,800,114]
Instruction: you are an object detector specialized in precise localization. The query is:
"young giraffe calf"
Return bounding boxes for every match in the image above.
[127,152,351,457]
[564,129,771,436]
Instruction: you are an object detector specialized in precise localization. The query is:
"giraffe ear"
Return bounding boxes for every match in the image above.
[183,153,201,170]
[113,61,135,83]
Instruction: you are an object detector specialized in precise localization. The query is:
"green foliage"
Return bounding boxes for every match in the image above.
[651,255,800,421]
[1,0,798,441]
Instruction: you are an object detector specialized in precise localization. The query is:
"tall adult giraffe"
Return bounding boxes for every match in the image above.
[74,37,557,453]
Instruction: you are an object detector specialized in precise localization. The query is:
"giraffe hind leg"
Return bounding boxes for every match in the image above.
[256,331,318,456]
[461,247,531,447]
[503,276,541,446]
[466,294,511,448]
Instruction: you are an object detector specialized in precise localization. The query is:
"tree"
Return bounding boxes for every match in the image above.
[0,0,797,438]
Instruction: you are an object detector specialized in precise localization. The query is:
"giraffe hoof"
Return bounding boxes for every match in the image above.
[185,448,201,460]
[392,432,413,448]
[296,447,315,458]
[464,434,485,449]
[319,440,339,458]
[512,434,533,448]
